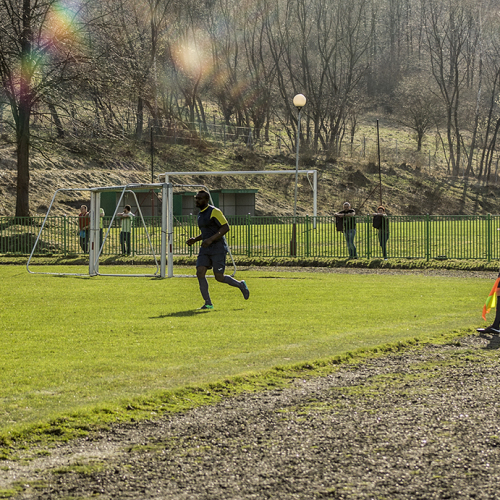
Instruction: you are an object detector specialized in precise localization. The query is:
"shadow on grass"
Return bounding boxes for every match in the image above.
[479,333,500,350]
[51,275,93,279]
[151,310,216,318]
[258,276,306,280]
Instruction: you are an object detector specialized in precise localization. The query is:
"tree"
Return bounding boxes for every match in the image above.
[266,0,370,154]
[423,0,479,176]
[0,0,88,216]
[394,74,441,151]
[86,0,179,139]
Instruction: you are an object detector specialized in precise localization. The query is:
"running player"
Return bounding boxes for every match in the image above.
[186,190,249,309]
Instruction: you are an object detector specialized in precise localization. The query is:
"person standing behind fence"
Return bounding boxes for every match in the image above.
[117,205,134,256]
[335,202,358,259]
[373,206,389,260]
[78,205,90,253]
[99,207,105,249]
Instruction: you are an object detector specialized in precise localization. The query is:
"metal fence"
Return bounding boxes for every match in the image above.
[3,214,500,261]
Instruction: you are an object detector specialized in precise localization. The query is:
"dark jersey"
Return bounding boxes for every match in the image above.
[197,205,228,254]
[338,209,356,230]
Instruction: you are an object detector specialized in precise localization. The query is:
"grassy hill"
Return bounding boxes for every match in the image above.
[2,123,500,218]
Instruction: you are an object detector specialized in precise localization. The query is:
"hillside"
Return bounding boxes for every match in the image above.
[2,135,500,218]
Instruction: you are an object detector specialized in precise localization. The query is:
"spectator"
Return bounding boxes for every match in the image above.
[117,205,134,256]
[335,202,357,259]
[78,205,90,253]
[99,207,105,249]
[373,206,389,260]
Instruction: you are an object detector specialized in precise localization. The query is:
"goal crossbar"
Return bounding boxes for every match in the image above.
[158,169,318,221]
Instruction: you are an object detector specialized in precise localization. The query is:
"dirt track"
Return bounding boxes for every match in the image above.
[3,331,500,499]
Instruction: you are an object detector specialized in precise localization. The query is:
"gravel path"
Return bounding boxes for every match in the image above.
[3,332,500,500]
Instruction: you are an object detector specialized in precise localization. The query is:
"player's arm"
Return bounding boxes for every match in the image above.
[186,234,203,246]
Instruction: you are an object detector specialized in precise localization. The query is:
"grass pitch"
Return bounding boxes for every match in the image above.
[0,265,490,442]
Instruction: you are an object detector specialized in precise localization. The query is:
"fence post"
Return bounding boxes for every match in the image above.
[366,214,371,259]
[487,213,492,262]
[188,214,194,257]
[246,215,252,257]
[425,214,430,262]
[63,216,67,257]
[306,215,310,257]
[132,220,135,256]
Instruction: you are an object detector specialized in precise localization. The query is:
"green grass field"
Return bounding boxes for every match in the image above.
[0,265,492,444]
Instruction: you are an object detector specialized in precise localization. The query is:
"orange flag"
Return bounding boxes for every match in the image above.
[482,277,500,321]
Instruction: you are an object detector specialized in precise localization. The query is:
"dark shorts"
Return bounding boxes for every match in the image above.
[196,252,227,274]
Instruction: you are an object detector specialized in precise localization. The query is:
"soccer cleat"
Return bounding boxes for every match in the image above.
[240,280,250,300]
[199,304,214,310]
[476,325,500,334]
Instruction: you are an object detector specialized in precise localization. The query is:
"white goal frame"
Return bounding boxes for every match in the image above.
[27,182,175,278]
[158,169,318,225]
[27,169,318,278]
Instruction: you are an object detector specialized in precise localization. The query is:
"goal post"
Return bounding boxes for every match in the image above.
[27,182,175,278]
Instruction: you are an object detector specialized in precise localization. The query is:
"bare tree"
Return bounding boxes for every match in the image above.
[0,0,90,216]
[423,0,479,177]
[205,0,249,129]
[265,0,370,154]
[86,0,180,139]
[394,74,441,151]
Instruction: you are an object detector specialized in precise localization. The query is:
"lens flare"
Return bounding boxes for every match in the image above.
[40,0,81,53]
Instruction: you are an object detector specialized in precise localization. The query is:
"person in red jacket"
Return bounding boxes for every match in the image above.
[78,205,90,253]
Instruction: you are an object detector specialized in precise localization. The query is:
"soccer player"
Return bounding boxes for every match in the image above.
[186,190,249,309]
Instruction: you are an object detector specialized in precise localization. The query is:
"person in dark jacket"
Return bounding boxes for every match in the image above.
[373,206,389,260]
[335,202,357,259]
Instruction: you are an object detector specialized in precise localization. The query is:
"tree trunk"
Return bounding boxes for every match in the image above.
[48,102,65,139]
[16,100,31,218]
[136,97,144,140]
[417,132,423,152]
[15,0,32,218]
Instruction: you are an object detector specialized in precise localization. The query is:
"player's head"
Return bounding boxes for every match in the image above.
[343,202,350,209]
[378,206,385,213]
[195,191,210,208]
[124,205,131,213]
[80,205,87,213]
